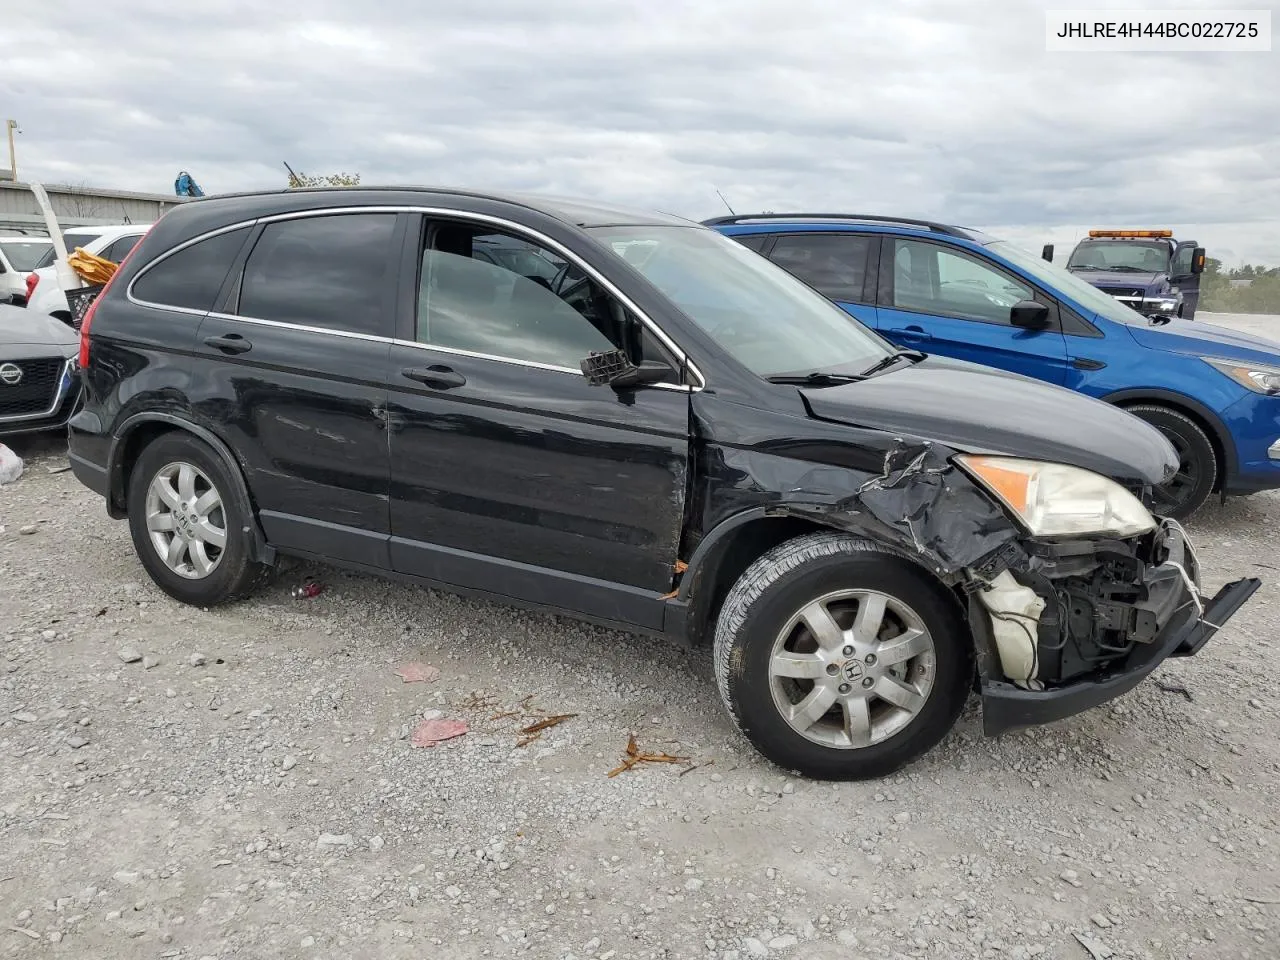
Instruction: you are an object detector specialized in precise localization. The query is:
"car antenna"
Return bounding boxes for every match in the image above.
[714,188,736,216]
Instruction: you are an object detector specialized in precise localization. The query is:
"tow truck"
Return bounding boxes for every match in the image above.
[1042,229,1206,320]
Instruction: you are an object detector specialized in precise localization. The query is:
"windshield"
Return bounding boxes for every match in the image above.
[0,241,52,272]
[988,240,1153,325]
[587,225,890,378]
[1067,239,1171,273]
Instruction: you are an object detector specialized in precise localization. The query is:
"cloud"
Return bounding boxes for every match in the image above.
[5,0,1278,263]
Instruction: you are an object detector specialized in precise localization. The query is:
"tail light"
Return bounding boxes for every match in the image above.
[79,233,148,369]
[24,272,39,302]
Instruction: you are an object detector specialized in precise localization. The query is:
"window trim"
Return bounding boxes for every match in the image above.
[764,231,878,305]
[126,206,704,392]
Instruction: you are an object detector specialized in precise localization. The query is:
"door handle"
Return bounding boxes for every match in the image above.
[887,326,932,342]
[203,333,252,354]
[402,365,466,390]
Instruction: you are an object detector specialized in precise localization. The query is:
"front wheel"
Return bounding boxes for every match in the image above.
[1126,405,1217,520]
[713,532,972,780]
[126,432,271,605]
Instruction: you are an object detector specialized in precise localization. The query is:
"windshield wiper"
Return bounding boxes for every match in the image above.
[1104,265,1148,273]
[858,349,927,377]
[766,371,864,386]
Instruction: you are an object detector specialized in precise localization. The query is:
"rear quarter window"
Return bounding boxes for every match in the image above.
[131,227,252,312]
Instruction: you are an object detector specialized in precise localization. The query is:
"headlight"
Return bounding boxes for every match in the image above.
[957,455,1155,538]
[1205,357,1280,395]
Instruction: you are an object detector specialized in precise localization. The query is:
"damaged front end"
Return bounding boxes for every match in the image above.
[693,435,1258,735]
[851,441,1259,734]
[972,520,1259,735]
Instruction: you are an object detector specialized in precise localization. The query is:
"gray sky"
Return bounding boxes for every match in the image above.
[5,0,1278,264]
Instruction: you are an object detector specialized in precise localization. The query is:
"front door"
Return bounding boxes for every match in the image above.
[1171,241,1202,319]
[385,217,691,630]
[190,211,401,566]
[876,237,1071,385]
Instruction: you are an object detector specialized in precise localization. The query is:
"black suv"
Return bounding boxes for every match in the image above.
[67,187,1257,780]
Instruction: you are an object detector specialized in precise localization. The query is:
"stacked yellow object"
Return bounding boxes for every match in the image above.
[66,247,118,285]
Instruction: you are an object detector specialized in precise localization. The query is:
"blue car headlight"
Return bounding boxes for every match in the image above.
[1205,357,1280,395]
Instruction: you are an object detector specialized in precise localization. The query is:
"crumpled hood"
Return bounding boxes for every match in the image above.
[0,304,78,347]
[1068,268,1162,290]
[1126,317,1280,366]
[801,358,1177,484]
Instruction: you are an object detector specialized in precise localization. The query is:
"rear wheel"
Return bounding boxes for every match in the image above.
[126,433,270,605]
[713,532,972,780]
[1126,405,1217,520]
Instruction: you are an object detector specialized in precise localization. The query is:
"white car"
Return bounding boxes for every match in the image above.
[0,235,53,306]
[25,224,150,325]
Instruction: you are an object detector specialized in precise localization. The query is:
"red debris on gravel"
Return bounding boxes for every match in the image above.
[410,718,468,748]
[395,663,441,684]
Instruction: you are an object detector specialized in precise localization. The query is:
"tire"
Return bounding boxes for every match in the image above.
[1126,405,1217,520]
[713,531,972,780]
[126,432,271,605]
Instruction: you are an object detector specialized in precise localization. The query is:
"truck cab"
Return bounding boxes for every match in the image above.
[1049,230,1206,320]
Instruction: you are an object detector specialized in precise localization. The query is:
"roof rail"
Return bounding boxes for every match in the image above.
[701,213,966,237]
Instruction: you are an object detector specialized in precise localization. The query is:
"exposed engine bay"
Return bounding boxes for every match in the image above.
[971,519,1201,691]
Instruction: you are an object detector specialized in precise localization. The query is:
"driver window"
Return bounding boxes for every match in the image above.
[417,223,678,379]
[893,239,1032,325]
[1172,245,1194,277]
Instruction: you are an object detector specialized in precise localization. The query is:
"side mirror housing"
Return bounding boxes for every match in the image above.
[1191,246,1206,274]
[1010,300,1051,331]
[580,349,674,389]
[1041,244,1054,262]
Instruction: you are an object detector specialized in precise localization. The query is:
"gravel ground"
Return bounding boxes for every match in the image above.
[3,319,1279,960]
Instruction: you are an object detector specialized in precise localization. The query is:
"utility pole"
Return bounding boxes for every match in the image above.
[4,120,18,181]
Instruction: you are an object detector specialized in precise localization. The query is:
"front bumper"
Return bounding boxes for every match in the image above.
[980,524,1260,735]
[0,359,82,439]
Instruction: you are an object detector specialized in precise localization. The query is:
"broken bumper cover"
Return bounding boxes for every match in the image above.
[981,576,1260,737]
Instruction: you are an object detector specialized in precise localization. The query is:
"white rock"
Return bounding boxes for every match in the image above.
[315,833,354,849]
[281,755,298,771]
[368,835,385,852]
[188,653,207,667]
[768,935,798,950]
[118,649,143,664]
[113,870,140,885]
[685,878,704,891]
[742,937,769,958]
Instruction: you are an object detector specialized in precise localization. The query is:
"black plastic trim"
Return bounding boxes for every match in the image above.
[981,576,1259,735]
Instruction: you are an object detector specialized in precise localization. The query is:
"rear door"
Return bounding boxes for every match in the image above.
[876,237,1070,385]
[190,211,402,567]
[762,232,881,328]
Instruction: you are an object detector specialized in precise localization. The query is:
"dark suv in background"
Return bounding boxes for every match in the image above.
[67,188,1255,780]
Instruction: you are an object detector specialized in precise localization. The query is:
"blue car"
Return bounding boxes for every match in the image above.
[707,213,1280,518]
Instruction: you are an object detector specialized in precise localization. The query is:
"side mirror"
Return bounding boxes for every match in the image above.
[1041,244,1054,263]
[1191,246,1206,274]
[580,350,674,389]
[1010,300,1051,331]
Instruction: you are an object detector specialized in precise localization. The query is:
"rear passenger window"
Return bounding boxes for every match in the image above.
[238,214,397,337]
[768,234,872,302]
[102,235,141,264]
[132,227,251,312]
